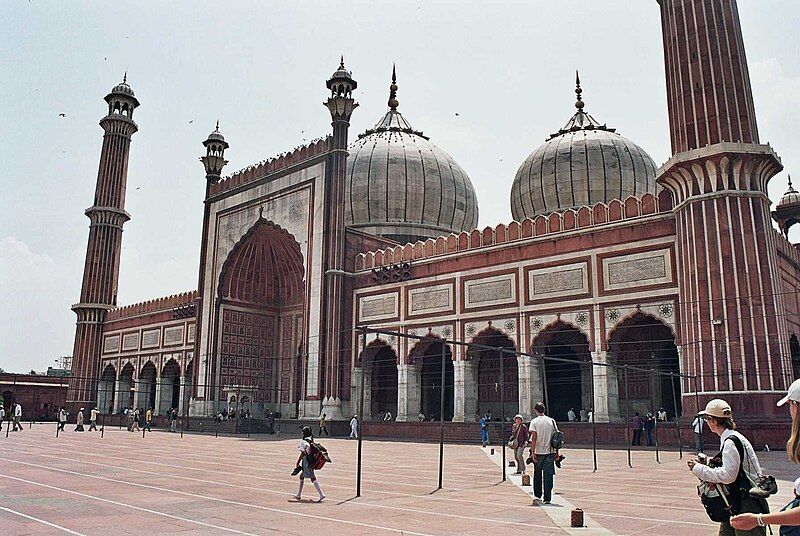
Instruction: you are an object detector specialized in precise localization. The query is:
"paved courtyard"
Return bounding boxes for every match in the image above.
[0,424,795,535]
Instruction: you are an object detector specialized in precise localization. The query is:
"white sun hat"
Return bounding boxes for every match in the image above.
[697,399,732,418]
[777,379,800,407]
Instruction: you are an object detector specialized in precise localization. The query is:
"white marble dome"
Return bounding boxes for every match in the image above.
[511,79,657,221]
[345,72,478,245]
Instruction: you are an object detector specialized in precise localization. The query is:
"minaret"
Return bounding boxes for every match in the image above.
[193,122,229,405]
[320,57,357,414]
[657,0,789,416]
[69,75,140,409]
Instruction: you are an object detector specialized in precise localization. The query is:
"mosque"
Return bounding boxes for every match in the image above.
[67,0,800,430]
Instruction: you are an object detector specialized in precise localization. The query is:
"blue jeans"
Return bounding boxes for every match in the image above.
[533,453,555,502]
[481,429,488,445]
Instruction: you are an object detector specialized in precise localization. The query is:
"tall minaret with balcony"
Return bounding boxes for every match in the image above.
[657,0,789,415]
[320,58,357,415]
[68,76,140,409]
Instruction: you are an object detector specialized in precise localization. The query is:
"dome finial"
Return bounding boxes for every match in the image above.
[388,63,399,111]
[339,55,345,69]
[215,119,220,131]
[575,70,584,110]
[123,70,127,84]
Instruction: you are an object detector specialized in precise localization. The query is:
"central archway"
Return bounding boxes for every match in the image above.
[532,321,591,422]
[409,336,454,421]
[608,312,681,420]
[356,339,399,419]
[217,217,305,418]
[467,327,518,419]
[98,364,116,414]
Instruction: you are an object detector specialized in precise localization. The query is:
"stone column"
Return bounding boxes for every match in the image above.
[581,363,593,412]
[517,354,543,421]
[153,376,163,415]
[453,360,477,422]
[396,363,421,422]
[350,366,373,421]
[592,351,620,422]
[178,376,187,416]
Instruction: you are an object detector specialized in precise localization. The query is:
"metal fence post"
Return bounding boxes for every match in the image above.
[499,345,506,482]
[590,360,598,472]
[623,365,631,468]
[651,368,660,464]
[437,339,446,490]
[357,328,367,497]
[671,372,682,459]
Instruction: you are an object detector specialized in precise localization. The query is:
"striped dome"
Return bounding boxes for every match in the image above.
[511,78,657,220]
[345,70,478,245]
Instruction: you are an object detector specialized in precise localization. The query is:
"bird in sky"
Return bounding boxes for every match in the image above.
[58,113,66,117]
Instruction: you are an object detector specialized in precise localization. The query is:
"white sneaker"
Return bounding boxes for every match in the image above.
[316,495,325,502]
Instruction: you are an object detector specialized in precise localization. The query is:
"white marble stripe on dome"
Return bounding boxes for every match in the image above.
[368,135,389,222]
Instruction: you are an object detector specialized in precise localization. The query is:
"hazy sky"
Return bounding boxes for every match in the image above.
[1,1,798,374]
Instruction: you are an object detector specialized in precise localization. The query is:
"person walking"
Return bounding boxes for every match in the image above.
[692,412,705,453]
[75,408,85,432]
[293,426,325,502]
[529,402,557,504]
[145,408,153,431]
[349,414,359,439]
[630,412,643,446]
[579,408,588,422]
[318,413,329,436]
[169,408,177,432]
[480,414,489,447]
[567,408,576,422]
[131,409,141,432]
[657,407,668,422]
[58,407,67,431]
[88,407,98,431]
[0,405,4,431]
[12,402,23,432]
[732,378,800,531]
[509,414,529,475]
[688,399,766,535]
[267,410,275,435]
[644,412,656,447]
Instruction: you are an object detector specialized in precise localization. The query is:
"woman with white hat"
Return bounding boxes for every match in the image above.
[688,398,766,535]
[731,379,800,531]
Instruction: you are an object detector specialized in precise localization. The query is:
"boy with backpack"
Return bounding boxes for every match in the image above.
[292,426,326,502]
[528,402,562,504]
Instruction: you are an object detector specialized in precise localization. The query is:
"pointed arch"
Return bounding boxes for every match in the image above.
[98,363,116,414]
[356,339,399,418]
[608,311,681,419]
[408,334,454,421]
[467,326,518,417]
[531,320,592,422]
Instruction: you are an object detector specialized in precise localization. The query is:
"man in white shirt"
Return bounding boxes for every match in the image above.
[13,403,22,432]
[529,402,557,504]
[567,408,576,422]
[349,414,359,439]
[692,413,704,453]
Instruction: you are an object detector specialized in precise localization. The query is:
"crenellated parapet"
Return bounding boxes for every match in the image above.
[106,290,198,321]
[209,137,331,197]
[356,191,673,270]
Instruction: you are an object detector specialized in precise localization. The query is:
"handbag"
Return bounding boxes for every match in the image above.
[508,423,520,449]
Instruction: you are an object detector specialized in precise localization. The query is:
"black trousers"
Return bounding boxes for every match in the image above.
[632,429,642,446]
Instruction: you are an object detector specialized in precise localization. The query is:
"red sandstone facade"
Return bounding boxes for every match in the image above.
[69,2,800,425]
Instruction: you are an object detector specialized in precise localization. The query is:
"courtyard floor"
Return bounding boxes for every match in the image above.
[0,424,796,535]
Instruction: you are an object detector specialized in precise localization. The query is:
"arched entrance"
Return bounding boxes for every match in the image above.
[409,336,454,421]
[790,334,800,380]
[159,359,181,415]
[118,363,135,411]
[356,339,399,419]
[468,327,518,419]
[608,312,681,420]
[138,361,157,410]
[98,364,116,414]
[217,217,305,418]
[532,321,591,422]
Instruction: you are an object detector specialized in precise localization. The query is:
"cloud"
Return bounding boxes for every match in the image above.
[0,237,79,373]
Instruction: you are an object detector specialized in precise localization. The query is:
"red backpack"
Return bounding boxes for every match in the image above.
[308,442,331,470]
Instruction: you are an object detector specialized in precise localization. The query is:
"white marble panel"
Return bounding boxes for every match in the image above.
[358,292,399,322]
[103,335,120,354]
[528,261,588,300]
[141,329,160,349]
[409,283,453,315]
[602,249,672,291]
[464,273,516,309]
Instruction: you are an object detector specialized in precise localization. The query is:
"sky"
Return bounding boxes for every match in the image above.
[1,1,798,374]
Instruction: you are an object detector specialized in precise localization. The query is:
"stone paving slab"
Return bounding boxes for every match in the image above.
[0,425,795,535]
